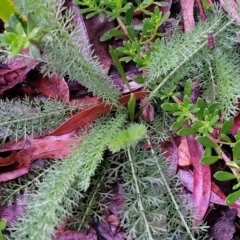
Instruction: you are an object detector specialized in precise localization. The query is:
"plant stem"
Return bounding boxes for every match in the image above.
[116,16,128,37]
[147,18,235,101]
[127,147,154,240]
[146,137,197,240]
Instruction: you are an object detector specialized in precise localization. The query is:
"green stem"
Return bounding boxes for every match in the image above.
[116,16,128,37]
[127,147,154,240]
[146,137,196,240]
[147,18,235,101]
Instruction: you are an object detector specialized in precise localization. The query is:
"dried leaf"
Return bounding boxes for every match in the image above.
[0,151,17,166]
[180,0,195,32]
[186,135,211,226]
[0,133,81,182]
[0,60,38,94]
[49,91,148,136]
[178,137,191,166]
[26,73,69,102]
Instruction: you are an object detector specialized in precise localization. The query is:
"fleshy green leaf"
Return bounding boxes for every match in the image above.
[226,161,239,169]
[29,43,41,59]
[171,118,187,131]
[210,115,219,125]
[207,102,220,114]
[128,93,136,122]
[184,79,192,97]
[201,156,219,165]
[214,171,236,181]
[226,190,240,204]
[0,0,18,22]
[220,134,232,143]
[127,26,138,42]
[196,98,205,120]
[125,6,134,25]
[196,136,217,148]
[236,130,240,141]
[177,128,198,136]
[233,141,240,162]
[0,218,6,231]
[161,103,179,112]
[233,182,240,190]
[133,76,145,84]
[109,46,131,91]
[204,147,212,156]
[100,27,125,41]
[220,117,233,135]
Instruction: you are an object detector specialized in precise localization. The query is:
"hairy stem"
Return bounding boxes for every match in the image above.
[127,147,154,240]
[146,137,197,240]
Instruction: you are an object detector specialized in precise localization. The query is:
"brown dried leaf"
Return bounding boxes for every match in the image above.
[26,72,70,102]
[0,133,81,182]
[186,136,211,226]
[54,229,97,240]
[0,151,18,167]
[0,60,38,94]
[180,0,195,32]
[84,13,114,72]
[49,91,149,136]
[178,137,191,166]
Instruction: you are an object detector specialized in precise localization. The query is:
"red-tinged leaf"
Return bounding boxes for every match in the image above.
[49,91,148,136]
[179,169,193,192]
[0,133,81,182]
[186,135,211,226]
[0,59,38,94]
[211,182,240,209]
[177,137,191,167]
[54,229,98,240]
[141,98,154,121]
[230,111,240,135]
[180,0,195,32]
[0,151,18,166]
[26,73,70,102]
[0,195,27,227]
[219,0,240,24]
[160,138,179,174]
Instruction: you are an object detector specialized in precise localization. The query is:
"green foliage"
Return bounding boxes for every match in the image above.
[202,49,240,119]
[161,80,240,204]
[0,159,53,207]
[69,161,118,231]
[146,11,236,101]
[108,123,146,152]
[0,13,41,58]
[76,0,170,69]
[0,0,120,103]
[112,145,209,239]
[0,0,18,22]
[0,218,6,240]
[0,97,85,145]
[8,114,126,239]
